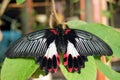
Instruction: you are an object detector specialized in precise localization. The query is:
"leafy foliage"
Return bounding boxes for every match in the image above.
[1,20,120,80]
[16,0,25,4]
[1,58,39,80]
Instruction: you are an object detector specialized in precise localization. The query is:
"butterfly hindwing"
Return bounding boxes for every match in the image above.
[40,40,60,73]
[63,40,88,72]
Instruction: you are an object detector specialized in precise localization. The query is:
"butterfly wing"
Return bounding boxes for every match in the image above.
[64,29,113,56]
[6,29,60,73]
[63,29,113,72]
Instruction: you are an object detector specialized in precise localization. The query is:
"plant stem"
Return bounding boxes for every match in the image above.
[109,0,114,27]
[51,0,61,24]
[49,12,54,28]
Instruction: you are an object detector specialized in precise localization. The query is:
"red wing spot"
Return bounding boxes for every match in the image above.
[48,68,52,72]
[53,68,58,73]
[56,53,60,66]
[64,53,68,66]
[50,30,58,35]
[68,67,73,72]
[65,29,71,34]
[74,68,78,71]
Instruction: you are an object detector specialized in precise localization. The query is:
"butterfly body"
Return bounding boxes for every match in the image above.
[6,24,113,73]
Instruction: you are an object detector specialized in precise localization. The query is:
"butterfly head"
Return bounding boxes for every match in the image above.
[56,24,68,37]
[57,23,69,29]
[56,24,69,32]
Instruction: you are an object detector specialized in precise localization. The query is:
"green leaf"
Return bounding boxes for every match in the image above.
[32,68,45,78]
[60,57,97,80]
[96,59,120,80]
[106,56,112,62]
[67,20,87,27]
[16,0,25,4]
[67,20,120,58]
[1,58,39,80]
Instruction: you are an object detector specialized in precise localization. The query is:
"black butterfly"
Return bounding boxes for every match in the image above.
[6,24,113,73]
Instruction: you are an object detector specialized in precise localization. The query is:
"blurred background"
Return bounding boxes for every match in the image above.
[0,0,120,80]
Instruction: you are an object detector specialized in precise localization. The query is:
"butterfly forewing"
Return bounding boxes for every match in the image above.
[6,30,48,58]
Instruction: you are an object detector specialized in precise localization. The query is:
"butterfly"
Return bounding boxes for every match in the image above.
[6,24,113,73]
